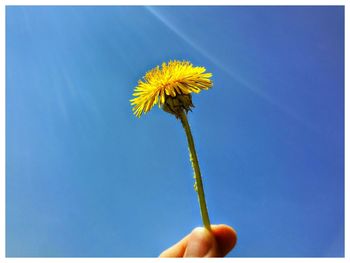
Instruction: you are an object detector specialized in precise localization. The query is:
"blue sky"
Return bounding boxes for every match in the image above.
[6,6,344,257]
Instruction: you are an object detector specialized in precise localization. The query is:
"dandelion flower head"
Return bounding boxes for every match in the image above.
[131,60,213,117]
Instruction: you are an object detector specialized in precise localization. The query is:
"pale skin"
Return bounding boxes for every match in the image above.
[159,224,237,257]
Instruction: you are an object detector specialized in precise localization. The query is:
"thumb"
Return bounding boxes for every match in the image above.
[184,227,219,257]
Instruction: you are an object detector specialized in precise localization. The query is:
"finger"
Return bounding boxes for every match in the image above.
[159,224,237,258]
[159,233,191,257]
[211,224,237,256]
[184,227,220,257]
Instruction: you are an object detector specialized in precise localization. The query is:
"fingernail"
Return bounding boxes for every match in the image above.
[184,227,215,257]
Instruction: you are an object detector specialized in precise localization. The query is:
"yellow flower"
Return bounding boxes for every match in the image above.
[130,60,213,117]
[130,60,213,230]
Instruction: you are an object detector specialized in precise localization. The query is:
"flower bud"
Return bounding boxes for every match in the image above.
[162,94,195,118]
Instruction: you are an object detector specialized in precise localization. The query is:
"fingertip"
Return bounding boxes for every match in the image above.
[211,224,237,256]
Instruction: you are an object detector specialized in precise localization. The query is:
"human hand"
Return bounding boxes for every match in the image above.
[159,224,237,257]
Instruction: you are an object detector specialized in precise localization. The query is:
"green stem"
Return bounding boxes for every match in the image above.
[179,110,211,231]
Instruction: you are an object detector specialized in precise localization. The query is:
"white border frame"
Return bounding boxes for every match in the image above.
[1,1,347,262]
